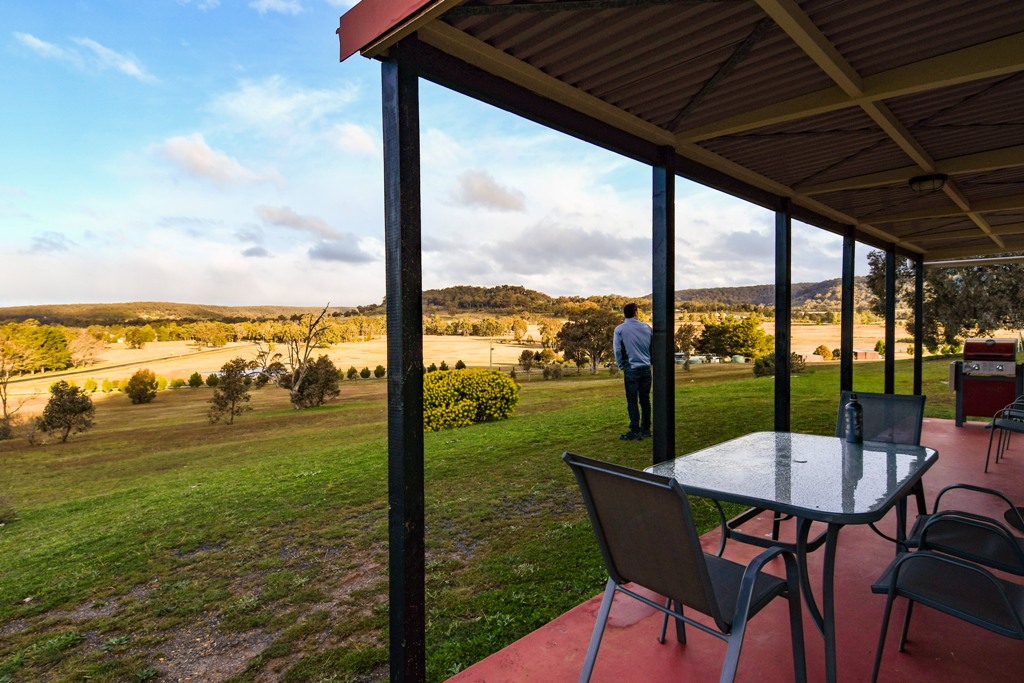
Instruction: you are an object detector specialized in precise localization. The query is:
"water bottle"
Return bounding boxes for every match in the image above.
[844,393,863,443]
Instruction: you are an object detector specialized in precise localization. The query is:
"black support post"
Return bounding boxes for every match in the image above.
[840,227,855,392]
[652,146,676,464]
[914,258,924,395]
[382,51,425,683]
[774,198,792,432]
[885,245,896,394]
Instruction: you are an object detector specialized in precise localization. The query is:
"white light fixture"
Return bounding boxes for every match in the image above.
[908,173,947,192]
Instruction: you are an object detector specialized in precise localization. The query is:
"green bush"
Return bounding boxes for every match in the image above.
[188,371,204,388]
[126,369,158,404]
[374,364,386,378]
[813,344,833,361]
[359,367,371,379]
[454,360,466,370]
[101,378,113,393]
[426,363,438,373]
[423,369,520,432]
[753,352,806,377]
[439,360,449,371]
[874,340,886,354]
[347,366,359,380]
[82,378,98,393]
[170,378,187,388]
[156,376,168,391]
[205,374,220,387]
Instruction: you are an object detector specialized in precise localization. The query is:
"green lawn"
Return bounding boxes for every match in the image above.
[0,357,957,682]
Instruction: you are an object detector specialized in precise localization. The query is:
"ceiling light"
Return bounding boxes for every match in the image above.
[908,173,947,192]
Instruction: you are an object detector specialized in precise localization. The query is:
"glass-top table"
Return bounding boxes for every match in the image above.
[646,431,938,683]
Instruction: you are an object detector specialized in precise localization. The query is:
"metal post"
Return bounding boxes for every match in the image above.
[913,258,924,395]
[652,146,676,464]
[382,48,425,683]
[774,198,792,432]
[885,245,896,394]
[840,227,855,392]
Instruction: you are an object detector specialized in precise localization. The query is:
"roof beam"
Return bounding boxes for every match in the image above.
[925,243,1024,260]
[678,32,1024,142]
[445,0,720,18]
[870,195,1024,223]
[797,145,1024,194]
[924,255,1024,268]
[901,223,1024,243]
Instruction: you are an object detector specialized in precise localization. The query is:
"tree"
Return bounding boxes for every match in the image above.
[125,369,158,404]
[123,325,156,349]
[454,360,466,370]
[814,345,833,361]
[674,323,699,355]
[359,366,371,379]
[518,349,535,377]
[347,365,359,379]
[68,329,106,367]
[374,364,386,378]
[866,249,1024,350]
[251,342,286,387]
[188,371,204,388]
[1,325,35,439]
[208,357,252,424]
[694,315,773,359]
[555,309,620,374]
[510,317,528,342]
[40,381,95,442]
[281,355,340,408]
[281,305,333,408]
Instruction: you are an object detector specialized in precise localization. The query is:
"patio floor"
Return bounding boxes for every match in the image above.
[448,418,1023,682]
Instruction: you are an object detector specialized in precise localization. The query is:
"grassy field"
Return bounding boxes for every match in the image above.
[0,357,957,682]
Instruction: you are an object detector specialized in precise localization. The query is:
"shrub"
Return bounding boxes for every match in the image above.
[360,367,371,379]
[426,363,438,373]
[208,358,252,424]
[374,364,386,378]
[170,378,187,388]
[83,378,98,393]
[101,378,113,393]
[423,369,520,432]
[753,352,806,377]
[347,366,359,380]
[607,365,620,377]
[281,356,340,409]
[907,345,915,356]
[542,365,564,380]
[156,376,168,391]
[832,348,841,360]
[454,360,466,370]
[188,371,204,388]
[439,360,449,371]
[874,340,886,354]
[205,374,220,387]
[813,345,833,361]
[40,381,95,443]
[126,369,159,405]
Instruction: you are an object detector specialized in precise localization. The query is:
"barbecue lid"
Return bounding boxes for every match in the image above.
[963,338,1018,360]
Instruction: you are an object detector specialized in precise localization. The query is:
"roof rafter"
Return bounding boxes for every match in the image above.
[797,145,1024,194]
[870,195,1024,224]
[677,31,1024,143]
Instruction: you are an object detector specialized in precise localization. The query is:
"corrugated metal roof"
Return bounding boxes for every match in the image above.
[337,0,1024,261]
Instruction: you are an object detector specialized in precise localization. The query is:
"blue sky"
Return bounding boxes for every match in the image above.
[1,0,866,308]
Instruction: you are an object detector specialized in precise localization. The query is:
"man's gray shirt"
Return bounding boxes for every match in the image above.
[613,317,653,369]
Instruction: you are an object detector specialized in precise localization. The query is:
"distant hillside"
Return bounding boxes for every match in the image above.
[675,277,872,309]
[0,278,874,326]
[0,302,351,326]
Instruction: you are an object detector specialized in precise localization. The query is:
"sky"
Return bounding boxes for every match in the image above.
[1,0,870,309]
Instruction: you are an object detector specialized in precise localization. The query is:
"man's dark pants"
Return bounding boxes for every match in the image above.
[623,364,652,435]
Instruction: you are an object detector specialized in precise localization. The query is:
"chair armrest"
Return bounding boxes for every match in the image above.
[932,483,1020,522]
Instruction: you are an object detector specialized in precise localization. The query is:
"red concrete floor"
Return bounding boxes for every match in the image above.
[448,419,1024,683]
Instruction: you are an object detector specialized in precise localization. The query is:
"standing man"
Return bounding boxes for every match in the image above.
[613,302,653,441]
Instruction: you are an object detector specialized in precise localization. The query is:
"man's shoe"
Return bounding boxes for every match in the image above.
[619,431,643,441]
[641,429,653,438]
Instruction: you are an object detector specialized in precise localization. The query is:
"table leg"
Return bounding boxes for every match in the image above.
[796,519,842,683]
[822,523,841,683]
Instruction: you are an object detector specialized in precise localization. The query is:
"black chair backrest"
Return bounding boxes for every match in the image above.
[563,452,727,631]
[836,391,926,445]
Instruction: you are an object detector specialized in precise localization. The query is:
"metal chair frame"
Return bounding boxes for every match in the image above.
[985,396,1024,473]
[564,452,806,683]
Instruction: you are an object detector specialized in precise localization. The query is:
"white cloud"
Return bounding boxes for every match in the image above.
[14,32,155,82]
[71,38,156,83]
[242,246,270,257]
[451,170,525,212]
[13,32,84,68]
[209,76,359,138]
[154,133,267,186]
[331,123,378,156]
[249,0,304,16]
[256,205,339,239]
[177,0,221,10]
[308,239,375,263]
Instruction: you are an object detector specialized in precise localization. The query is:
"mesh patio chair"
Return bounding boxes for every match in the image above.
[905,483,1024,573]
[869,513,1024,682]
[563,452,806,683]
[985,395,1024,473]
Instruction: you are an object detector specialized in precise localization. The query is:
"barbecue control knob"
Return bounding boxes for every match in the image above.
[996,364,1004,372]
[971,364,980,371]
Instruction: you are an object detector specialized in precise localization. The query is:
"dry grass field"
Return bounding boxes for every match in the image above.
[5,323,908,418]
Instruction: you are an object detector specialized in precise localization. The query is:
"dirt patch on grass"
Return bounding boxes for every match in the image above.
[154,619,275,683]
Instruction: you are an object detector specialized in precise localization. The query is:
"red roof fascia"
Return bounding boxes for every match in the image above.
[336,0,436,62]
